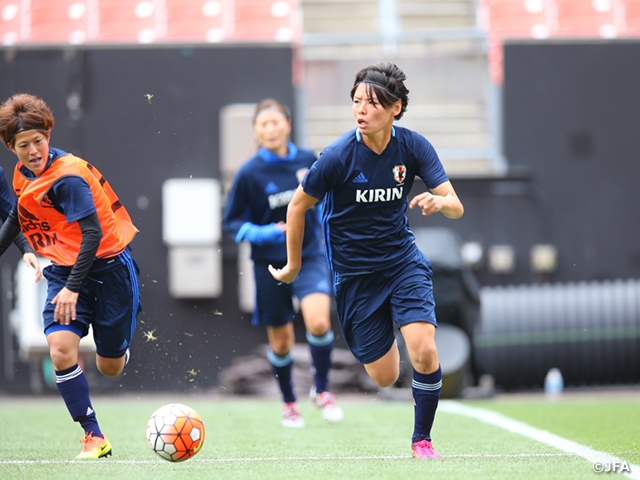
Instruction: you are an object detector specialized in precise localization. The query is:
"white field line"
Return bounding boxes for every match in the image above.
[440,400,640,479]
[0,452,585,465]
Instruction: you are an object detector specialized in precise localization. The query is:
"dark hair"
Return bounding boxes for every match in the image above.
[252,98,291,123]
[0,93,55,149]
[349,63,409,120]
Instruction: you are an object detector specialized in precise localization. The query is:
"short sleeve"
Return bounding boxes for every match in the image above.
[412,133,448,189]
[302,148,344,200]
[51,176,97,223]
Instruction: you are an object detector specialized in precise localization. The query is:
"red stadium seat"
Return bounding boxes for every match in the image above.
[29,0,89,44]
[487,38,506,84]
[164,0,228,42]
[480,0,553,84]
[97,0,157,43]
[0,0,21,45]
[231,0,300,42]
[481,0,552,39]
[623,0,640,35]
[555,0,621,38]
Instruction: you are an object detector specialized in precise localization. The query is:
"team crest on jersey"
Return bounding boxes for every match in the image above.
[393,165,406,184]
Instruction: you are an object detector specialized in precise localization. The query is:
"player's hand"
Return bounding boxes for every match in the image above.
[22,252,42,283]
[409,192,444,216]
[51,287,79,325]
[268,263,299,284]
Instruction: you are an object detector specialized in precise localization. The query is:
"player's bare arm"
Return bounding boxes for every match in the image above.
[268,186,318,284]
[408,180,464,219]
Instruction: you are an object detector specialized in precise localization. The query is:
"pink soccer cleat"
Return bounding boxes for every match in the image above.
[411,439,442,459]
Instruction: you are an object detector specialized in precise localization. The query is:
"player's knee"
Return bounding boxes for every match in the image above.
[411,342,439,373]
[269,338,292,356]
[371,370,400,388]
[97,358,124,377]
[305,321,330,337]
[366,363,400,388]
[48,345,76,370]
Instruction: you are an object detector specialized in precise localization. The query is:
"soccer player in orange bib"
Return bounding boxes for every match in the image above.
[0,93,141,459]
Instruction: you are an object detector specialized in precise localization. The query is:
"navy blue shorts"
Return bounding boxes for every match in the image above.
[253,254,331,327]
[333,249,437,364]
[43,248,142,359]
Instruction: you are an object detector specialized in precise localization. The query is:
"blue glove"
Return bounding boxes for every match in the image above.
[236,222,285,245]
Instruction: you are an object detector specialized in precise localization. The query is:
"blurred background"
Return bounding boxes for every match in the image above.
[0,0,639,397]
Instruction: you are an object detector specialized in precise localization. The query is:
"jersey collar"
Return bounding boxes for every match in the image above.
[258,142,298,163]
[355,126,396,142]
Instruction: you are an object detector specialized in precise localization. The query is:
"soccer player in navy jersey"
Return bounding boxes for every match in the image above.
[270,64,464,458]
[0,164,41,275]
[223,99,343,428]
[0,93,141,459]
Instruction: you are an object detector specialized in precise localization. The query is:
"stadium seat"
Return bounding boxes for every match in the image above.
[480,0,552,84]
[231,0,300,42]
[29,0,89,44]
[623,0,640,35]
[0,0,21,45]
[555,0,620,38]
[481,0,552,39]
[487,38,506,84]
[165,0,228,42]
[97,0,157,43]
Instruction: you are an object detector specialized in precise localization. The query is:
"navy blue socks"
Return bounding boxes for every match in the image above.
[411,365,442,443]
[55,364,102,437]
[307,330,334,393]
[267,349,296,403]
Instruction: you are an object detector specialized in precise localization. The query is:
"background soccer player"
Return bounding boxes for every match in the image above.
[269,63,464,458]
[0,164,41,276]
[0,93,141,459]
[223,98,343,428]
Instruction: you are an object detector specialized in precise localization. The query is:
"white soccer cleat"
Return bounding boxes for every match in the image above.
[281,402,305,428]
[310,388,344,423]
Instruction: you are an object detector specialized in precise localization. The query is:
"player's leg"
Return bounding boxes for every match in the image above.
[266,322,304,427]
[92,249,141,378]
[362,343,401,387]
[42,265,111,459]
[46,328,112,459]
[299,292,343,422]
[401,322,442,456]
[266,322,296,401]
[300,292,332,391]
[95,353,127,377]
[333,270,398,387]
[254,262,303,427]
[393,251,442,459]
[79,250,140,458]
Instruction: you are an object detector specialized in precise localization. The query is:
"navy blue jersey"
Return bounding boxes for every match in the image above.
[223,143,324,263]
[302,126,449,275]
[0,166,16,221]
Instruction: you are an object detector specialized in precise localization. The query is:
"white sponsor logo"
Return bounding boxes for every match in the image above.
[355,186,403,203]
[268,189,296,209]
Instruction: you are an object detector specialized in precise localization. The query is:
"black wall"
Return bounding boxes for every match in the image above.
[3,41,640,393]
[501,40,640,283]
[0,45,300,393]
[413,40,640,287]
